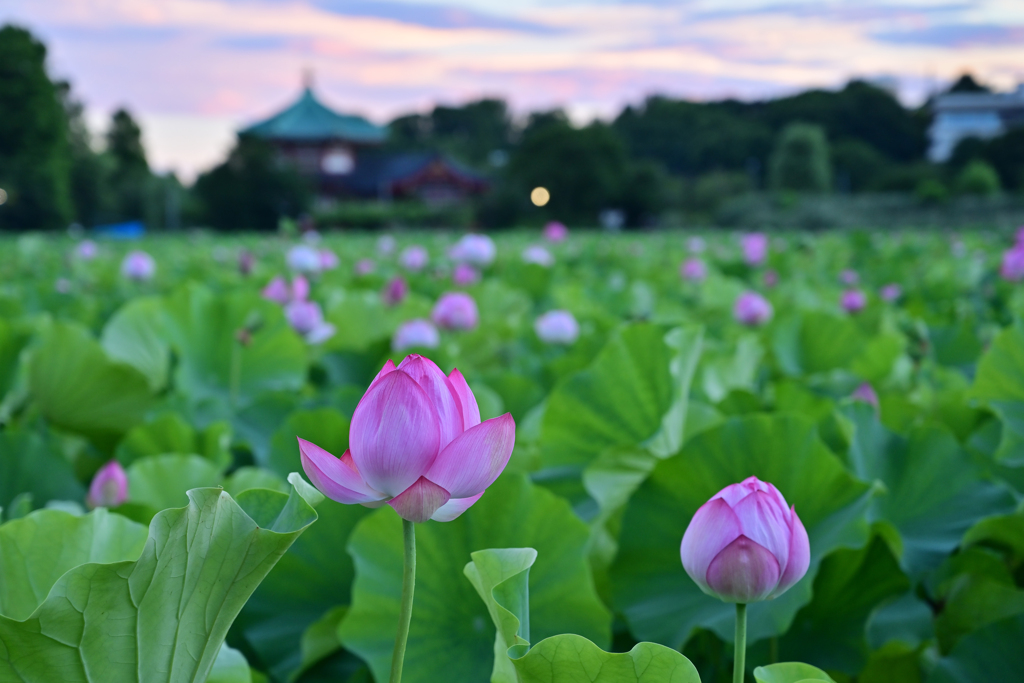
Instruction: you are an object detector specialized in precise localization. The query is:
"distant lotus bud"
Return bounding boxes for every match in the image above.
[393,319,441,351]
[239,249,255,276]
[1001,246,1024,282]
[378,234,397,256]
[839,269,859,286]
[319,249,340,271]
[534,310,579,345]
[87,460,128,508]
[880,283,902,302]
[680,258,707,283]
[734,291,773,326]
[763,269,779,288]
[382,277,409,307]
[741,233,768,266]
[522,245,554,267]
[851,382,879,409]
[687,236,706,254]
[432,292,479,331]
[452,263,481,286]
[262,276,290,304]
[291,275,310,302]
[400,245,429,272]
[121,250,156,281]
[841,289,867,314]
[355,259,376,276]
[681,476,809,603]
[449,234,496,266]
[543,221,568,243]
[76,240,98,260]
[287,245,322,273]
[286,300,335,344]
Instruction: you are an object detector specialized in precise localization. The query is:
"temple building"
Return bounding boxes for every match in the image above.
[928,85,1024,162]
[241,84,488,203]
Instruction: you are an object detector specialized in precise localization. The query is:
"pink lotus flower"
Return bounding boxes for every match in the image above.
[319,249,340,271]
[522,245,554,267]
[382,277,409,307]
[687,236,706,254]
[238,250,255,276]
[400,245,429,272]
[841,289,867,314]
[355,258,376,276]
[851,382,879,409]
[262,275,308,304]
[75,240,98,260]
[299,355,516,522]
[393,319,441,351]
[741,233,768,266]
[680,258,707,283]
[734,291,773,326]
[543,221,568,242]
[763,270,779,288]
[121,250,156,281]
[87,460,128,508]
[449,234,496,266]
[839,269,859,286]
[287,245,322,273]
[681,476,809,603]
[285,300,335,344]
[432,292,479,330]
[1001,245,1024,282]
[880,283,902,302]
[452,263,481,286]
[534,310,579,345]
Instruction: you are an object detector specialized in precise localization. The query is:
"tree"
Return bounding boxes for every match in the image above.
[955,160,1001,196]
[0,25,72,230]
[769,123,832,192]
[105,108,152,222]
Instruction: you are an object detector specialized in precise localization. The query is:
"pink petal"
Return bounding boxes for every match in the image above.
[388,476,451,523]
[367,359,397,393]
[731,489,791,574]
[705,536,781,603]
[349,370,441,497]
[681,498,742,593]
[430,492,484,522]
[773,506,811,598]
[448,368,481,429]
[424,413,515,499]
[712,477,765,507]
[299,440,385,505]
[396,355,465,448]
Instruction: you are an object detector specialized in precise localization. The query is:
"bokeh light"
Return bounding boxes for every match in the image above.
[0,188,7,206]
[531,187,550,207]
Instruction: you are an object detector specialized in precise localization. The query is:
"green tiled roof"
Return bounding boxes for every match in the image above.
[241,88,386,143]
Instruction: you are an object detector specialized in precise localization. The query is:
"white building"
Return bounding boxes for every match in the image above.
[928,85,1024,162]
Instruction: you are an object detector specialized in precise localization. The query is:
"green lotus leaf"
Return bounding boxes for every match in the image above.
[101,296,171,391]
[267,407,350,478]
[611,414,875,649]
[209,644,252,683]
[927,613,1024,683]
[753,662,836,683]
[0,430,84,513]
[773,312,867,377]
[0,317,31,401]
[0,483,315,682]
[116,412,232,468]
[338,474,610,683]
[970,320,1024,463]
[465,547,701,683]
[126,453,224,514]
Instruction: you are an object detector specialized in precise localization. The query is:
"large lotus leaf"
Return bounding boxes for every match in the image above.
[0,430,84,512]
[28,321,155,449]
[773,312,867,377]
[699,333,762,403]
[323,290,396,352]
[0,317,31,400]
[101,296,171,391]
[161,283,307,411]
[969,319,1024,462]
[753,663,836,683]
[857,642,923,683]
[126,453,224,513]
[927,613,1024,683]
[209,644,252,683]
[267,408,350,479]
[338,474,611,683]
[0,484,316,683]
[116,412,232,468]
[465,548,701,683]
[610,414,875,649]
[843,403,1016,574]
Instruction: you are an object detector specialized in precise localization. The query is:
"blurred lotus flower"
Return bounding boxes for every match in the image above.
[522,245,554,267]
[880,283,903,302]
[851,382,879,409]
[452,263,481,286]
[680,258,707,283]
[319,249,340,271]
[121,250,156,281]
[87,460,128,508]
[393,319,441,351]
[449,234,496,266]
[382,277,409,307]
[763,269,779,288]
[355,258,376,276]
[285,299,335,344]
[262,275,308,304]
[741,233,768,266]
[839,269,859,285]
[400,245,429,272]
[238,249,255,276]
[1001,245,1024,282]
[432,292,479,330]
[534,310,579,345]
[543,221,568,243]
[681,476,809,604]
[734,291,773,326]
[1016,225,1024,246]
[75,239,98,260]
[378,234,397,256]
[287,245,322,273]
[841,289,867,313]
[299,355,516,522]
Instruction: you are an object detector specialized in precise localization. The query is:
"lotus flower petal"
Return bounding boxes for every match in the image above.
[388,476,451,523]
[424,413,515,499]
[731,489,791,574]
[773,506,810,597]
[396,355,465,449]
[350,370,441,496]
[681,498,742,593]
[298,440,384,504]
[430,492,484,522]
[705,536,781,603]
[448,368,481,429]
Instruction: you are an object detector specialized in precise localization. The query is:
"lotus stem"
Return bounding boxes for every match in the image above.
[390,518,416,683]
[734,603,747,683]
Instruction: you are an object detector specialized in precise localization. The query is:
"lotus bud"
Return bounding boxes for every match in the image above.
[286,300,335,344]
[76,240,98,260]
[534,310,579,345]
[449,234,496,266]
[763,269,779,288]
[87,460,128,508]
[680,258,707,283]
[740,233,768,266]
[452,263,481,286]
[522,245,554,267]
[121,250,156,281]
[432,292,479,331]
[851,382,879,409]
[383,277,409,307]
[841,289,867,314]
[880,283,902,302]
[543,221,568,243]
[1001,245,1024,282]
[839,269,859,286]
[355,258,376,276]
[400,245,429,272]
[393,319,440,351]
[287,244,322,273]
[319,248,340,271]
[734,291,773,326]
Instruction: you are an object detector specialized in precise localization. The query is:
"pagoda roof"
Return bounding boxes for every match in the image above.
[241,87,386,144]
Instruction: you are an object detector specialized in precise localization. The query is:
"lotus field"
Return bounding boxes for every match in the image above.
[3,226,1024,683]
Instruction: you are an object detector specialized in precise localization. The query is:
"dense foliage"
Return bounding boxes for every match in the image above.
[1,227,1023,682]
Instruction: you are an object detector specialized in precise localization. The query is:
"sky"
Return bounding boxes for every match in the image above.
[4,0,1023,181]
